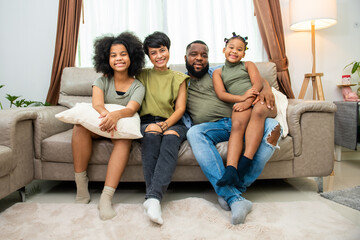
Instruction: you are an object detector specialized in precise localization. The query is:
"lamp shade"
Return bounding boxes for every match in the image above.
[290,0,337,31]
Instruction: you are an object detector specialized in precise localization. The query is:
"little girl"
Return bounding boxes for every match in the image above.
[212,32,277,187]
[72,32,145,220]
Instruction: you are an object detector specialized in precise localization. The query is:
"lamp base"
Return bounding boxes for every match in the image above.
[298,73,325,100]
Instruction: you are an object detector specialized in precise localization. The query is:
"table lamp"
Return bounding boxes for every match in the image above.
[290,0,337,100]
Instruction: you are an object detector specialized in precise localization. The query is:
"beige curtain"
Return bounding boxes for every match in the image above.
[253,0,295,98]
[46,0,82,105]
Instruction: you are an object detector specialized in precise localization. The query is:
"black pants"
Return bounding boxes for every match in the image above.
[140,115,187,201]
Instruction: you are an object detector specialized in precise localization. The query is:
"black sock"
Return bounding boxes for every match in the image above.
[237,156,252,182]
[216,166,240,186]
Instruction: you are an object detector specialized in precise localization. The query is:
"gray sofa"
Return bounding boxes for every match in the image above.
[0,62,337,199]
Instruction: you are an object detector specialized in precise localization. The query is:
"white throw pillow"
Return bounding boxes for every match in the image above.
[55,102,142,139]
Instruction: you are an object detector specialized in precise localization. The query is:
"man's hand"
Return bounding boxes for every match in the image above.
[253,88,275,110]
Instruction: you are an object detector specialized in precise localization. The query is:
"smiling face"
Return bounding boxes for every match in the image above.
[148,45,170,71]
[109,44,130,73]
[223,38,245,63]
[185,43,209,79]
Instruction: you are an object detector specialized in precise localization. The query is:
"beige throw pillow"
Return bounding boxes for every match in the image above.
[55,103,142,139]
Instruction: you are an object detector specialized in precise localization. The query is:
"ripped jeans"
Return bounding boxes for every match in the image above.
[140,116,187,201]
[186,117,281,206]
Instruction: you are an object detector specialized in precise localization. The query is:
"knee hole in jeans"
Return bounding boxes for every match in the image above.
[267,124,281,146]
[145,124,162,134]
[163,130,180,137]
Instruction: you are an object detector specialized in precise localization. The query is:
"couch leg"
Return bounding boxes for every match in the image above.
[18,187,26,202]
[314,177,323,193]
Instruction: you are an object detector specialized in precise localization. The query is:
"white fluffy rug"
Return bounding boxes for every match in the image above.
[0,197,359,240]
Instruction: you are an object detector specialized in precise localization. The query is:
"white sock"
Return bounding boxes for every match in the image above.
[98,186,116,220]
[143,198,163,225]
[75,171,90,204]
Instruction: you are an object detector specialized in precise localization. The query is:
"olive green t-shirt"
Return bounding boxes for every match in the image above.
[92,76,145,105]
[186,73,233,125]
[221,61,252,96]
[137,68,189,118]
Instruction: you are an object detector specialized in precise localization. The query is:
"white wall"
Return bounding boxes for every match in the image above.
[281,0,360,101]
[0,0,58,108]
[0,0,359,109]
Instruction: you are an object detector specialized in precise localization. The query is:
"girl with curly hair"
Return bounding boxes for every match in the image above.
[72,32,145,220]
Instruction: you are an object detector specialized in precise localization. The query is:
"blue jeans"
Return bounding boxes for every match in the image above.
[186,117,281,206]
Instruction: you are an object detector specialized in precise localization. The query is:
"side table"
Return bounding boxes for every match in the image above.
[333,101,360,161]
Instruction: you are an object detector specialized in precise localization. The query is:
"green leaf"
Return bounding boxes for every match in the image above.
[351,62,359,74]
[344,61,356,70]
[6,94,20,107]
[15,99,26,107]
[5,94,19,102]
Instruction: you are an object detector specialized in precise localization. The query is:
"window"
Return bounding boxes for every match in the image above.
[76,0,267,67]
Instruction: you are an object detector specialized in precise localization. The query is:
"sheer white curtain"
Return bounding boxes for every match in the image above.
[76,0,267,67]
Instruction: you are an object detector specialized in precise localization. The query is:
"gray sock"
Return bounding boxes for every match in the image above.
[98,186,116,220]
[75,171,90,204]
[230,199,253,225]
[217,196,230,211]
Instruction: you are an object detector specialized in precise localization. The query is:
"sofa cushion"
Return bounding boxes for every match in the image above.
[41,130,198,166]
[0,146,12,178]
[41,129,293,168]
[41,129,142,166]
[58,67,101,108]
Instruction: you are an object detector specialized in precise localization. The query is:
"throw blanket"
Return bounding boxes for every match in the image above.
[334,101,359,150]
[272,87,288,137]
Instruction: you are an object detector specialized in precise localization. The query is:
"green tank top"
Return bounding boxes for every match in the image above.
[221,61,252,96]
[136,68,189,118]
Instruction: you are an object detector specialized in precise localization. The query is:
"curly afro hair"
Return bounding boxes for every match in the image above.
[93,32,145,78]
[143,31,171,56]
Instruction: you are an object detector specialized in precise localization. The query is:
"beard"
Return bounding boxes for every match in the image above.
[185,60,209,79]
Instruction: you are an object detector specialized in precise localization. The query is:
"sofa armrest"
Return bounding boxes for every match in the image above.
[0,108,37,194]
[287,99,337,156]
[0,108,38,148]
[33,105,73,159]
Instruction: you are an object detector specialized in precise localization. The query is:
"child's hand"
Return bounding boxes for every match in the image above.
[233,101,252,112]
[99,112,118,133]
[242,88,259,100]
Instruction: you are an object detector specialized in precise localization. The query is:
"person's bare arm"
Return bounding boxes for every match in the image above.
[246,61,263,92]
[156,81,187,131]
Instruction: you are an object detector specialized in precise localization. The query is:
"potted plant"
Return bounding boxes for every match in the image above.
[0,84,49,109]
[344,61,360,78]
[344,61,360,98]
